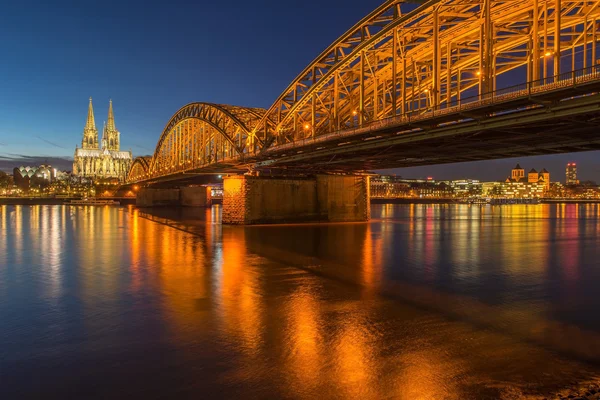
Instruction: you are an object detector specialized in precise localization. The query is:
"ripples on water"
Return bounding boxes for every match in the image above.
[1,204,600,399]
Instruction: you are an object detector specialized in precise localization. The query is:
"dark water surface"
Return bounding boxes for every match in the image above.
[2,204,600,399]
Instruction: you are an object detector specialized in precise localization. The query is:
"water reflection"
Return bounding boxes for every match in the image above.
[2,204,600,398]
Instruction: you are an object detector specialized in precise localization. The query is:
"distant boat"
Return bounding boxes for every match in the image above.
[489,198,540,205]
[459,198,491,205]
[67,198,120,206]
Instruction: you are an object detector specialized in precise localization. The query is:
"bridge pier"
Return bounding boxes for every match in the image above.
[136,186,212,207]
[180,186,212,207]
[222,175,370,225]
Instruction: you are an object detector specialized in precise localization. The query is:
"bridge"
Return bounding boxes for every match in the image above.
[128,0,600,224]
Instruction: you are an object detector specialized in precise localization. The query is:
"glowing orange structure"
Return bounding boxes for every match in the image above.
[127,0,600,183]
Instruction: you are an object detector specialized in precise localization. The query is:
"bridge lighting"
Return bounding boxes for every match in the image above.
[218,175,222,179]
[423,88,429,93]
[545,51,553,57]
[476,71,481,76]
[352,110,358,116]
[304,123,310,130]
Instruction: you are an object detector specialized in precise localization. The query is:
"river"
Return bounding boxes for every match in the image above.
[1,204,600,399]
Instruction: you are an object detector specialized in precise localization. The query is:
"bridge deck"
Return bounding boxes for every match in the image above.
[256,71,600,172]
[135,69,600,184]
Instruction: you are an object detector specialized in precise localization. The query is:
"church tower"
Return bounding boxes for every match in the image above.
[104,99,120,151]
[82,97,99,149]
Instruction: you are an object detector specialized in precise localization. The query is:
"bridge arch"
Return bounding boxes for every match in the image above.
[254,0,600,145]
[148,102,265,178]
[127,156,151,182]
[127,0,600,183]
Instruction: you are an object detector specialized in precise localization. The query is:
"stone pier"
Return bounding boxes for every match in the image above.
[180,186,212,207]
[222,175,370,225]
[136,186,212,207]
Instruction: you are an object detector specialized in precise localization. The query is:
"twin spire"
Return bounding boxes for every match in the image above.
[82,98,120,151]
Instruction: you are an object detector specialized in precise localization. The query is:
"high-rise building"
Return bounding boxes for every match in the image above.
[566,162,578,185]
[73,98,132,181]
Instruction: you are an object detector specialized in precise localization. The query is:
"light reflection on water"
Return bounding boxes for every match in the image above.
[1,204,600,399]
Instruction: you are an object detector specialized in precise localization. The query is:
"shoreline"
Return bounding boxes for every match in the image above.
[2,198,599,207]
[0,197,136,206]
[371,198,600,205]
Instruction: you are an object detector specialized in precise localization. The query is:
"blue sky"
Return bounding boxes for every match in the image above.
[1,0,598,182]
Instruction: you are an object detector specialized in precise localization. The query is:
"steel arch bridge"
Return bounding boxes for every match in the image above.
[128,0,600,184]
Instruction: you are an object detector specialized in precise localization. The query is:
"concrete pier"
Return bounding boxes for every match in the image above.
[222,175,370,225]
[137,186,212,207]
[180,186,212,207]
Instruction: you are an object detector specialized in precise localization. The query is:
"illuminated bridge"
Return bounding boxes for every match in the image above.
[129,0,600,224]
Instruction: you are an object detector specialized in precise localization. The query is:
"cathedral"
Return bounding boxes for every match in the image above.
[73,98,132,182]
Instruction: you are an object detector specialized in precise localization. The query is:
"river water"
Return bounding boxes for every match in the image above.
[2,203,600,399]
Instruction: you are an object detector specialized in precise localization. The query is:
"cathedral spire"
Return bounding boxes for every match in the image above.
[82,97,99,150]
[104,99,120,151]
[106,99,116,132]
[85,97,96,130]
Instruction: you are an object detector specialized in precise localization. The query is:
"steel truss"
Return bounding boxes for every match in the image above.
[129,0,600,183]
[254,0,600,144]
[145,103,265,179]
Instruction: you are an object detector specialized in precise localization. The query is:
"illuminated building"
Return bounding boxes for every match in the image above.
[539,168,550,191]
[12,164,57,191]
[528,168,538,183]
[566,163,578,185]
[370,176,411,198]
[482,181,545,198]
[511,164,525,182]
[447,179,482,197]
[508,165,550,193]
[73,98,132,182]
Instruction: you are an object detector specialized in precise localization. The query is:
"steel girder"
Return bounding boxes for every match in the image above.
[129,0,600,183]
[253,0,600,145]
[127,156,151,182]
[147,103,265,178]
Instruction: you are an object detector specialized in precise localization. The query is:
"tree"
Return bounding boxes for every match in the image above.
[0,171,11,188]
[30,175,50,191]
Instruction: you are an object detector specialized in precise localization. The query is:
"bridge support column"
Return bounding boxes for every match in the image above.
[136,186,212,207]
[136,188,181,207]
[180,186,212,207]
[222,175,370,225]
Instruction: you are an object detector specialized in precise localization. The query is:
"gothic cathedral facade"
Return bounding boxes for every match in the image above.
[73,98,132,181]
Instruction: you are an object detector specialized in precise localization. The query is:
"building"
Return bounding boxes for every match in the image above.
[447,179,483,197]
[566,162,578,185]
[528,168,538,183]
[13,164,57,191]
[507,164,550,192]
[73,98,132,182]
[482,180,546,198]
[370,176,411,198]
[539,168,550,190]
[511,164,525,182]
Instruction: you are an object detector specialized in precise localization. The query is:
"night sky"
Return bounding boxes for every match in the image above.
[0,0,598,182]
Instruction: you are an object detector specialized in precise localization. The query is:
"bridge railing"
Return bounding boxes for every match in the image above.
[269,65,600,153]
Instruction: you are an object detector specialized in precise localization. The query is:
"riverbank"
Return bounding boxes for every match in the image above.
[0,197,136,205]
[371,198,456,204]
[371,198,600,205]
[542,199,600,204]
